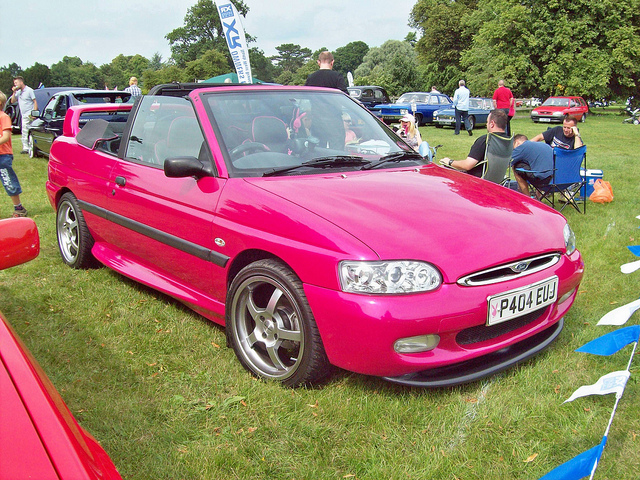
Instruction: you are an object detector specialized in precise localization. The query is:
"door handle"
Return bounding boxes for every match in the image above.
[115,176,126,186]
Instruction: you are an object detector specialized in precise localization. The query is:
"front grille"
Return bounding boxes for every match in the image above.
[457,254,561,287]
[456,307,546,345]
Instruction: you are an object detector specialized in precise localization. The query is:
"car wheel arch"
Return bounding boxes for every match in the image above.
[226,249,285,291]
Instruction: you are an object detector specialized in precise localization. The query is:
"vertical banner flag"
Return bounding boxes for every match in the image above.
[217,3,252,84]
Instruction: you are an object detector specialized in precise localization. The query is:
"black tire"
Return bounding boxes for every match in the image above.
[580,113,586,123]
[414,114,423,127]
[226,259,331,387]
[468,115,476,130]
[56,193,98,269]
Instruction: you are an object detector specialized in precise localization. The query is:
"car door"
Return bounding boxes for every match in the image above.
[103,95,228,309]
[30,94,64,155]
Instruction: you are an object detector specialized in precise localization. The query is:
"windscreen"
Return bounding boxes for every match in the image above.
[202,89,422,177]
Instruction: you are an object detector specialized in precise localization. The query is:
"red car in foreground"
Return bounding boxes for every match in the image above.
[0,218,122,479]
[530,96,589,123]
[46,83,584,387]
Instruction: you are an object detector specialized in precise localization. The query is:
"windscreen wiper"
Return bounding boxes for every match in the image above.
[361,151,424,171]
[263,155,369,177]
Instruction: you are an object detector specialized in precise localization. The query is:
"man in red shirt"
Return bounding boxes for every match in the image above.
[492,80,514,135]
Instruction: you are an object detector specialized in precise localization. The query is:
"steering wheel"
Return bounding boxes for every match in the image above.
[229,142,269,160]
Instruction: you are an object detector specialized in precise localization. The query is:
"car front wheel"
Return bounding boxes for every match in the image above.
[56,193,98,269]
[226,259,331,387]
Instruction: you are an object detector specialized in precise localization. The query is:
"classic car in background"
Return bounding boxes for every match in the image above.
[370,92,453,126]
[47,83,583,388]
[530,96,588,123]
[347,86,390,110]
[0,217,122,479]
[28,90,131,158]
[433,97,493,130]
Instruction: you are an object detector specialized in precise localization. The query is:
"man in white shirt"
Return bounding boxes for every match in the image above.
[452,79,471,136]
[10,77,38,154]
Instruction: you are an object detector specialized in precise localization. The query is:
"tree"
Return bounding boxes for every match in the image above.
[248,48,279,83]
[166,0,249,67]
[354,40,422,96]
[50,57,103,89]
[101,54,150,90]
[142,66,186,91]
[23,63,51,88]
[270,44,312,73]
[183,49,230,82]
[333,41,369,77]
[1,63,22,93]
[410,0,478,93]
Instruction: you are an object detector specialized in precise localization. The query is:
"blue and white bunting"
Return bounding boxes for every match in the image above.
[563,370,630,403]
[538,437,606,480]
[597,298,640,326]
[621,259,640,274]
[576,325,640,356]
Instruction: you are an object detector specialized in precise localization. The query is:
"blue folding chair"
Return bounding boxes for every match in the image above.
[534,145,587,214]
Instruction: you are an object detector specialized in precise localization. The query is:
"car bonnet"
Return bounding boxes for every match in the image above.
[247,165,568,281]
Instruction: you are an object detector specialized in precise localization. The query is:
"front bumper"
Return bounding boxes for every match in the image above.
[304,252,583,384]
[383,319,563,387]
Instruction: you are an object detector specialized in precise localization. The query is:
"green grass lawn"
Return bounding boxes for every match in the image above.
[1,109,639,479]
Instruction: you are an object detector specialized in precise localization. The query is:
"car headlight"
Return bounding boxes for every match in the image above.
[564,223,576,255]
[339,260,442,294]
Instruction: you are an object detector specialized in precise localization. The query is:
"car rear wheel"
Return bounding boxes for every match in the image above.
[580,113,586,123]
[56,193,98,269]
[28,134,38,158]
[226,259,331,387]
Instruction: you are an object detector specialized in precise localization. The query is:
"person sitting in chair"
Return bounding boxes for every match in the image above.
[511,134,553,198]
[531,114,583,149]
[439,109,509,177]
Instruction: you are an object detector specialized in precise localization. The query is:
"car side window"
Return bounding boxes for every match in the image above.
[125,96,205,168]
[43,96,57,118]
[53,96,68,119]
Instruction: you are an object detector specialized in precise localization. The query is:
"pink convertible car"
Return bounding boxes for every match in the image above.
[46,83,584,387]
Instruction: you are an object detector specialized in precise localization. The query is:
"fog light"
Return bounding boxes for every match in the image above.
[558,287,577,304]
[394,334,440,353]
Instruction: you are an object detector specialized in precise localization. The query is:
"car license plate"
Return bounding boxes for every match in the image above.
[539,118,551,122]
[400,109,408,115]
[487,277,558,326]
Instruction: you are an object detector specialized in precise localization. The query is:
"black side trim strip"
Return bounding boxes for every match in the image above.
[79,200,229,268]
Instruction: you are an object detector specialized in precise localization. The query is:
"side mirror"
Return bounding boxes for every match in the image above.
[164,156,213,179]
[30,110,41,118]
[0,218,40,271]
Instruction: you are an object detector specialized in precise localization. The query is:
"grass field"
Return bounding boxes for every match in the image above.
[1,108,639,479]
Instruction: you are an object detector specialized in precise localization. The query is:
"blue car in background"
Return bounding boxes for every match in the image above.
[371,92,453,126]
[433,97,493,130]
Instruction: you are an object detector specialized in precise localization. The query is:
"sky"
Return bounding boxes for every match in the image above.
[1,0,417,69]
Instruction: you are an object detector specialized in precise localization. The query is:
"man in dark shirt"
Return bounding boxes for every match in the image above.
[439,109,510,177]
[305,51,348,93]
[531,114,583,149]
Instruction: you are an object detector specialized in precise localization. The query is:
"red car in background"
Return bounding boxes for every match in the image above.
[0,218,122,479]
[530,96,589,123]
